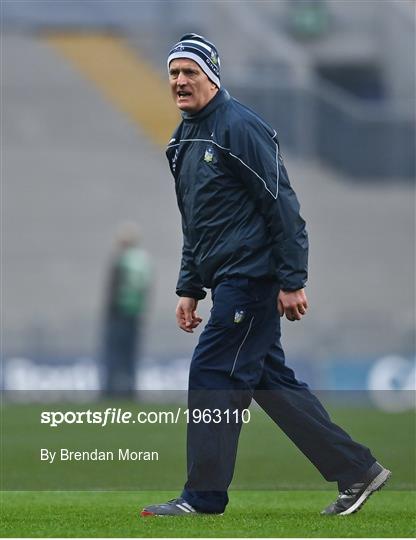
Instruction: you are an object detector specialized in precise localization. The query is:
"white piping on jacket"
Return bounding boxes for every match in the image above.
[167,138,279,199]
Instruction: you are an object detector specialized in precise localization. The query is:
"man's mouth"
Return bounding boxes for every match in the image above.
[177,91,192,98]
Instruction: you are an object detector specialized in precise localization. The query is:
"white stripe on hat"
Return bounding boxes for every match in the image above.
[181,39,212,52]
[173,44,211,63]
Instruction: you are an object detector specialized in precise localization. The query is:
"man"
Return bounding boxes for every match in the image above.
[141,34,390,517]
[102,222,151,396]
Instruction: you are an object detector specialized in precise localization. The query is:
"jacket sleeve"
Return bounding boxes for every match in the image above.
[228,118,308,291]
[176,217,207,300]
[167,128,206,301]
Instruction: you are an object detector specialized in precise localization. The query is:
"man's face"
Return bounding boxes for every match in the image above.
[169,58,217,113]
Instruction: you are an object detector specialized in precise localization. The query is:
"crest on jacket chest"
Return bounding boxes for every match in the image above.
[203,145,215,164]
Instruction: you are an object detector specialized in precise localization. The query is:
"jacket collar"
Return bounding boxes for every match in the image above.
[181,88,230,122]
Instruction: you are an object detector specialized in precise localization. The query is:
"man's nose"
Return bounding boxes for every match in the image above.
[177,71,187,85]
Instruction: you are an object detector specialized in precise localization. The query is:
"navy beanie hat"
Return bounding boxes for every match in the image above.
[167,33,221,88]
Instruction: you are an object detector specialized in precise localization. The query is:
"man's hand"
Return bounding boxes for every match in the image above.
[176,297,203,333]
[278,289,308,321]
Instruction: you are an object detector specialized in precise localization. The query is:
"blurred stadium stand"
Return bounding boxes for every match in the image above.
[1,0,414,392]
[4,0,414,177]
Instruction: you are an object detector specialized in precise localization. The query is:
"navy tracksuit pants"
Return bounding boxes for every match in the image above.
[181,277,375,513]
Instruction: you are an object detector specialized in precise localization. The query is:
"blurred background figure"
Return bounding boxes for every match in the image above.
[101,222,152,397]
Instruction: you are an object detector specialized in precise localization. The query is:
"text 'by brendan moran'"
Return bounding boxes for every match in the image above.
[40,448,159,463]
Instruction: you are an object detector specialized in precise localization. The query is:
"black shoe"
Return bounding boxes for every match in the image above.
[321,461,391,516]
[141,497,198,516]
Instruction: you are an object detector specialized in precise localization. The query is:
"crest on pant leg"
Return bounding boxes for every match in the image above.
[234,309,245,324]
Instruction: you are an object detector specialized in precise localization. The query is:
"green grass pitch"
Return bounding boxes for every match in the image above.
[1,400,415,536]
[1,490,415,537]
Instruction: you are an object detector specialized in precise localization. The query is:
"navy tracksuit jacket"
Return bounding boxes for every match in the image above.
[166,89,375,514]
